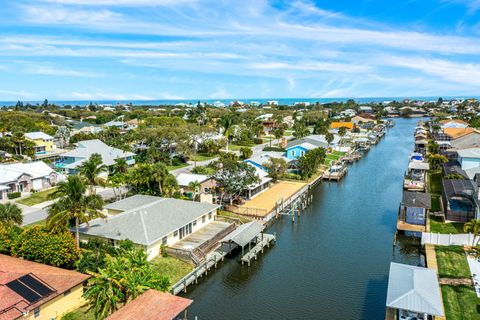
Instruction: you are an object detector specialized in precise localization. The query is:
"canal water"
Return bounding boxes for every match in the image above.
[186,118,422,320]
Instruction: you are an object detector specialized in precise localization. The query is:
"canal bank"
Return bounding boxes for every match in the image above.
[185,118,422,320]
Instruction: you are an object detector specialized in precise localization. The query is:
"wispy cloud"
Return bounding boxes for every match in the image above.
[69,91,153,100]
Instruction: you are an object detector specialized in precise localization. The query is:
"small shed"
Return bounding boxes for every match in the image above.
[400,191,431,225]
[386,262,444,318]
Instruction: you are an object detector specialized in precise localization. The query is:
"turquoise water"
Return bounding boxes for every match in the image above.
[184,117,422,320]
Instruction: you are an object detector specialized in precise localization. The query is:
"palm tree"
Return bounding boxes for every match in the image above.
[188,181,201,200]
[428,154,448,171]
[218,115,234,153]
[0,202,23,226]
[325,132,334,145]
[113,158,128,174]
[79,153,108,194]
[464,219,480,245]
[162,174,178,198]
[47,175,105,248]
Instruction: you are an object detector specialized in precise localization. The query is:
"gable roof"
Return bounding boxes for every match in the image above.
[24,132,53,140]
[402,191,431,208]
[0,161,55,184]
[457,147,480,159]
[62,139,135,168]
[176,173,210,187]
[79,196,219,245]
[386,262,443,316]
[106,289,192,320]
[286,134,339,150]
[221,221,264,247]
[0,255,89,319]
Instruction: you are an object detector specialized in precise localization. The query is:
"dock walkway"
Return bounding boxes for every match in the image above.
[241,234,276,266]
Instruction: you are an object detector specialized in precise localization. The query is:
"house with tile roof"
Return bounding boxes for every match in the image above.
[0,254,89,320]
[106,289,192,320]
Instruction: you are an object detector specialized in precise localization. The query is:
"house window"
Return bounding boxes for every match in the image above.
[204,187,210,193]
[34,308,40,318]
[202,215,206,223]
[193,220,197,226]
[64,289,71,296]
[173,230,178,237]
[301,151,305,156]
[162,236,167,245]
[208,212,212,220]
[291,150,295,156]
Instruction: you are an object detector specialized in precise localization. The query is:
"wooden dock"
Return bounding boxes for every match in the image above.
[241,233,276,266]
[322,165,348,181]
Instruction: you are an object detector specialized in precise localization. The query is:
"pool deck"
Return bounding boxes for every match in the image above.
[237,180,306,217]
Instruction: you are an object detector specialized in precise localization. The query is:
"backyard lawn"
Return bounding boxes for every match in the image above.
[441,285,480,320]
[150,256,194,285]
[428,171,443,195]
[430,215,464,234]
[430,194,441,212]
[61,305,95,320]
[435,246,471,278]
[190,153,217,162]
[17,187,58,206]
[218,210,253,224]
[166,163,189,171]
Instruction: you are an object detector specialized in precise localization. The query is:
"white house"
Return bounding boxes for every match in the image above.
[78,195,220,260]
[0,161,58,198]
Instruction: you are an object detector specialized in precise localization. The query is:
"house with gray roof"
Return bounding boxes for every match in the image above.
[386,262,444,319]
[78,195,220,260]
[55,139,135,174]
[398,191,431,231]
[285,134,340,160]
[442,178,478,222]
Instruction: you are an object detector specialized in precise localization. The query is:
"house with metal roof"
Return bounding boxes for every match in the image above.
[442,178,478,222]
[285,134,339,160]
[386,262,444,319]
[78,195,221,260]
[0,254,90,320]
[175,173,217,198]
[56,139,135,174]
[25,131,56,157]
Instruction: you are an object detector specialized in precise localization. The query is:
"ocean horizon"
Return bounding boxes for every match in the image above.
[1,95,478,107]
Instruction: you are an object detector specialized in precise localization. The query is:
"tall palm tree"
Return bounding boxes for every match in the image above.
[188,181,201,200]
[218,115,234,153]
[0,202,23,226]
[47,175,105,248]
[464,219,480,245]
[79,153,108,194]
[114,158,128,174]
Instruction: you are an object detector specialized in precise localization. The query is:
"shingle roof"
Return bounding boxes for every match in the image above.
[0,161,54,184]
[402,191,431,208]
[61,139,135,168]
[386,262,444,316]
[175,173,209,187]
[0,255,89,319]
[104,194,160,212]
[79,196,219,245]
[106,289,192,320]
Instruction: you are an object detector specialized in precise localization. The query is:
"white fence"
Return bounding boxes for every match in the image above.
[421,232,477,246]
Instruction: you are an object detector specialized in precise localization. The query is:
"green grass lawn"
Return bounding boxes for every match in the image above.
[24,219,46,228]
[61,305,95,320]
[228,144,254,151]
[150,256,194,285]
[430,215,464,234]
[431,194,441,212]
[218,210,253,224]
[435,246,471,278]
[331,151,346,157]
[428,171,443,195]
[190,153,217,162]
[17,188,58,206]
[166,163,189,171]
[441,285,480,320]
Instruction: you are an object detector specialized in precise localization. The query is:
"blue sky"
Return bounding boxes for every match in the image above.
[1,0,480,100]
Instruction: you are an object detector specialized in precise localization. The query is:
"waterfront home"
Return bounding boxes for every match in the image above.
[285,134,339,160]
[450,130,480,150]
[0,161,58,197]
[241,163,272,200]
[329,121,354,130]
[386,262,444,320]
[443,127,477,140]
[56,139,135,175]
[442,160,469,179]
[351,114,376,125]
[398,191,431,231]
[78,195,221,260]
[0,254,90,320]
[25,131,56,156]
[106,289,193,320]
[384,106,399,117]
[404,161,429,191]
[245,151,293,171]
[358,106,373,114]
[176,173,216,196]
[442,178,478,222]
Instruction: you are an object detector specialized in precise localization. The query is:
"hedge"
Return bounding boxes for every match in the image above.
[7,192,21,199]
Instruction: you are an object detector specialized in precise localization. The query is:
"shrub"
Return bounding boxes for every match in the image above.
[253,138,263,144]
[11,226,79,268]
[7,192,21,199]
[263,146,285,152]
[0,224,22,254]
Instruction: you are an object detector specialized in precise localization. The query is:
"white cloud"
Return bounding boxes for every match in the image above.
[0,90,35,99]
[69,91,153,100]
[40,0,195,6]
[23,5,121,25]
[23,64,102,77]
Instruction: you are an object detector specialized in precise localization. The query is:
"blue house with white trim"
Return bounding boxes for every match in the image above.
[285,135,339,160]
